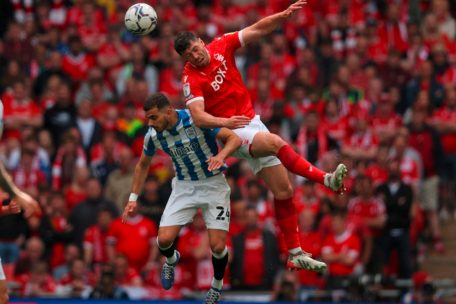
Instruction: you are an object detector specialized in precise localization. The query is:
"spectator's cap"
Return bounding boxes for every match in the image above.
[413,271,432,289]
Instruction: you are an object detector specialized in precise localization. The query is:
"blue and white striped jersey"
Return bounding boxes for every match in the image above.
[143,109,225,181]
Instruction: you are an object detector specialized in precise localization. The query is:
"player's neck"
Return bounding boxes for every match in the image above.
[166,110,180,131]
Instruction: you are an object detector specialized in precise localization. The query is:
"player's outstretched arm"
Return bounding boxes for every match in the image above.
[188,101,250,129]
[122,152,153,222]
[206,128,242,171]
[0,163,40,218]
[241,0,307,45]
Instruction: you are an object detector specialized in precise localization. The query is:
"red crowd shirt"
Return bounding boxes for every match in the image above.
[242,229,265,286]
[107,216,157,271]
[348,197,385,237]
[298,231,324,287]
[2,95,42,139]
[84,225,109,265]
[182,31,255,119]
[432,106,456,154]
[322,230,361,276]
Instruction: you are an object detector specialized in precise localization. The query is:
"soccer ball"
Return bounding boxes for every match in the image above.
[124,3,158,35]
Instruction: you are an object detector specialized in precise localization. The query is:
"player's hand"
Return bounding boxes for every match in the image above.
[15,191,41,218]
[206,155,224,171]
[7,201,21,214]
[283,0,307,18]
[122,201,137,223]
[224,116,251,129]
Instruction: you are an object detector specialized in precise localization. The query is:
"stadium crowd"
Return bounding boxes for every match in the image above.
[0,0,455,302]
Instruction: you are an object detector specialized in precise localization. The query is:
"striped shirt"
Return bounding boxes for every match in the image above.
[143,109,225,181]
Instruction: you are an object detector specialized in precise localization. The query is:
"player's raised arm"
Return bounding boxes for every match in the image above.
[122,152,153,222]
[188,101,250,129]
[241,0,307,45]
[206,128,242,171]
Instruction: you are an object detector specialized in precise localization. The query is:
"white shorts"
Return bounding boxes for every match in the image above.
[0,259,5,280]
[160,174,231,231]
[232,115,281,174]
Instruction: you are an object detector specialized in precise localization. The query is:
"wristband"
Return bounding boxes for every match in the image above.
[129,193,138,202]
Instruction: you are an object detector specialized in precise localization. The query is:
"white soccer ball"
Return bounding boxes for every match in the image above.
[124,3,158,35]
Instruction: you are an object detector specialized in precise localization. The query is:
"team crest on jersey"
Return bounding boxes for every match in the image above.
[185,126,197,139]
[183,83,191,97]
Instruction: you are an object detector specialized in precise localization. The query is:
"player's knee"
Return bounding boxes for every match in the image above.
[269,134,287,154]
[272,183,294,199]
[157,231,175,248]
[210,243,226,255]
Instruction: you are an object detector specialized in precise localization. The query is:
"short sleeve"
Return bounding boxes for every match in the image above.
[202,127,221,139]
[223,31,243,50]
[182,71,204,106]
[143,131,156,156]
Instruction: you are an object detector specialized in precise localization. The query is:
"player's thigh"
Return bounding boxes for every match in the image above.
[207,229,228,254]
[160,179,198,232]
[258,164,293,199]
[201,175,231,233]
[250,131,286,157]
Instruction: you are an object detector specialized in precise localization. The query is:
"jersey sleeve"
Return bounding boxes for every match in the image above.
[182,71,205,106]
[223,31,244,51]
[201,127,221,139]
[143,130,156,156]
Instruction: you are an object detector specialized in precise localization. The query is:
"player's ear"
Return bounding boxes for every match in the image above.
[198,38,205,46]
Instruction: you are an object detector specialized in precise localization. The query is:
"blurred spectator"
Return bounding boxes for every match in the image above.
[376,158,413,278]
[104,146,134,211]
[90,131,124,185]
[138,176,168,226]
[322,208,361,290]
[3,79,43,139]
[62,35,96,83]
[51,131,87,190]
[342,110,379,162]
[15,236,46,277]
[12,147,48,198]
[18,261,56,297]
[39,191,74,271]
[69,177,118,247]
[3,22,33,70]
[111,254,143,287]
[83,206,114,270]
[89,265,129,299]
[116,43,158,96]
[116,102,144,143]
[74,67,114,106]
[0,195,28,279]
[364,144,390,187]
[43,81,77,146]
[272,270,299,302]
[348,175,386,274]
[231,206,280,290]
[245,180,274,232]
[405,60,445,110]
[58,258,95,298]
[107,203,157,273]
[408,107,445,252]
[64,165,89,210]
[53,243,81,281]
[75,99,103,156]
[295,110,339,164]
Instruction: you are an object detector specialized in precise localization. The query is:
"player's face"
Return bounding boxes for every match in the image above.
[146,106,171,132]
[182,38,210,67]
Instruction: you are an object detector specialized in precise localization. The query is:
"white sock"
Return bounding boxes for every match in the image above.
[165,251,177,265]
[288,247,301,255]
[212,277,223,290]
[212,247,228,259]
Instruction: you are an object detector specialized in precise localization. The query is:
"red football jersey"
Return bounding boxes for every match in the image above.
[322,230,361,276]
[182,31,255,119]
[348,197,385,236]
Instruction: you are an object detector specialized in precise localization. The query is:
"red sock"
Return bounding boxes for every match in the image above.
[277,145,326,184]
[274,197,301,250]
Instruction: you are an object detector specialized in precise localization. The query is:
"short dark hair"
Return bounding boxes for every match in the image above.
[144,93,170,111]
[174,32,198,55]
